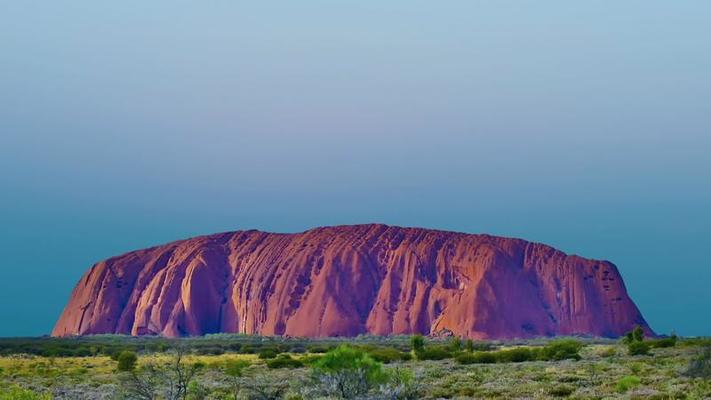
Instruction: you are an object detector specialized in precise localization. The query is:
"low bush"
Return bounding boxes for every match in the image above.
[196,346,224,355]
[366,347,412,363]
[306,345,332,354]
[196,346,221,355]
[300,354,323,365]
[623,325,646,345]
[616,375,641,393]
[109,349,129,361]
[258,348,280,359]
[457,348,536,364]
[455,351,496,364]
[497,347,537,363]
[290,344,307,353]
[539,339,583,361]
[547,384,575,397]
[410,335,425,353]
[449,337,462,351]
[464,339,475,352]
[471,341,494,352]
[462,339,493,352]
[239,345,255,354]
[456,340,581,364]
[224,359,250,377]
[650,336,677,348]
[415,346,452,360]
[0,386,50,400]
[116,350,138,372]
[627,341,651,356]
[266,354,304,369]
[312,345,388,399]
[597,347,617,358]
[382,367,421,399]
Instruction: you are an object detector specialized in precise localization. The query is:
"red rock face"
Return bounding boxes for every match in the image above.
[52,224,651,338]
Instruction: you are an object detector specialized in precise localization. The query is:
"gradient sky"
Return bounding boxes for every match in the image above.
[1,1,709,337]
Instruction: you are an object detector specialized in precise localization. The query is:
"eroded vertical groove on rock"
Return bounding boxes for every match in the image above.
[53,224,651,338]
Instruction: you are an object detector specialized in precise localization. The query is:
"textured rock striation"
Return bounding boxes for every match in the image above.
[53,224,651,338]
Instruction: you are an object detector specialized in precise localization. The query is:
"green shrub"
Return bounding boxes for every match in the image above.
[496,347,537,363]
[306,345,331,354]
[266,354,304,369]
[224,359,250,377]
[679,338,711,347]
[116,350,138,372]
[366,347,411,364]
[547,384,575,397]
[597,347,617,358]
[650,336,677,348]
[186,381,210,400]
[455,351,496,364]
[449,337,462,351]
[290,344,307,353]
[455,352,476,364]
[410,335,425,353]
[300,354,323,365]
[539,339,583,361]
[196,346,224,355]
[476,351,498,364]
[312,345,388,399]
[457,347,540,364]
[464,339,475,352]
[466,340,493,352]
[627,341,651,356]
[616,375,641,393]
[623,325,645,344]
[383,367,421,399]
[0,386,50,400]
[109,348,129,361]
[224,359,250,400]
[415,346,452,360]
[258,348,279,359]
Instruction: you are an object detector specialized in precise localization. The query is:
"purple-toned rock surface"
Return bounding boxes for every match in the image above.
[53,224,651,338]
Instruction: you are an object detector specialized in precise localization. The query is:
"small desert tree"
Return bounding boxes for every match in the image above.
[410,335,425,353]
[122,363,161,400]
[312,345,388,399]
[164,347,204,400]
[623,325,650,355]
[380,367,421,400]
[449,336,462,351]
[117,350,138,372]
[623,325,645,344]
[224,359,250,399]
[464,339,475,352]
[122,347,203,400]
[242,376,289,400]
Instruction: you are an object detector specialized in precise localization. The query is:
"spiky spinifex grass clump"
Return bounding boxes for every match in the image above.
[686,346,711,379]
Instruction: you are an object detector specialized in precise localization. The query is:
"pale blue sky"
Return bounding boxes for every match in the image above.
[1,1,709,336]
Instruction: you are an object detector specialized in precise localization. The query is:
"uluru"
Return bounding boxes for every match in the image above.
[53,224,650,339]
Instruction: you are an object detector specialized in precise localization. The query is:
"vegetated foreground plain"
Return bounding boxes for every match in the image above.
[0,331,709,399]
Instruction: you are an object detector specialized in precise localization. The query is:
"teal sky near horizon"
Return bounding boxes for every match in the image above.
[1,1,710,337]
